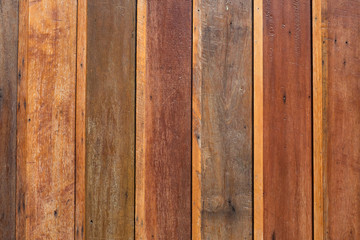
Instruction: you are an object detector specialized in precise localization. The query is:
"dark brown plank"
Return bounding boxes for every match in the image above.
[136,0,192,239]
[263,0,312,238]
[322,0,360,238]
[193,0,253,239]
[0,1,18,239]
[16,0,77,238]
[85,0,136,239]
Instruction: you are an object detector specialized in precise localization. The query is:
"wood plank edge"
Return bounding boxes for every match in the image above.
[254,0,264,237]
[75,0,87,239]
[312,0,324,238]
[135,0,147,239]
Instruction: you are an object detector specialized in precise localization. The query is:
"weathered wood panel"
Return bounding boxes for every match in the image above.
[193,0,253,239]
[16,0,77,239]
[263,0,312,238]
[85,0,136,239]
[136,0,192,238]
[322,0,360,238]
[0,1,18,239]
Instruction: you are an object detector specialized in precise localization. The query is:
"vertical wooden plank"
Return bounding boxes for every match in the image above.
[313,0,324,238]
[193,0,253,239]
[263,0,312,238]
[16,0,77,239]
[84,0,136,239]
[136,0,192,239]
[75,0,87,239]
[254,0,264,237]
[322,0,360,238]
[0,1,18,239]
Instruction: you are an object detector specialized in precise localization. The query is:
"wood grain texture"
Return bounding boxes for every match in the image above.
[16,0,77,239]
[0,1,18,239]
[322,0,360,238]
[254,0,264,237]
[76,0,87,239]
[85,0,136,239]
[263,0,312,238]
[313,0,324,238]
[193,0,253,239]
[136,0,192,239]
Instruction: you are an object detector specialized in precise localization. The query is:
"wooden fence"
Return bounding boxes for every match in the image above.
[0,0,359,239]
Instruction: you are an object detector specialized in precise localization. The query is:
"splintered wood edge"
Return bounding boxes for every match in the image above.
[313,0,324,238]
[254,0,263,238]
[75,0,87,239]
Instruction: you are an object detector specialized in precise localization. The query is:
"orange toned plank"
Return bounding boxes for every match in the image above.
[193,0,253,239]
[263,0,312,238]
[16,0,77,239]
[0,1,18,239]
[313,0,323,238]
[136,0,192,238]
[254,0,264,238]
[322,0,360,238]
[75,0,87,239]
[84,0,136,239]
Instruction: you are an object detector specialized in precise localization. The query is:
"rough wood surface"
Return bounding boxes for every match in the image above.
[322,0,360,238]
[263,0,312,238]
[16,0,77,238]
[0,1,18,239]
[85,0,136,239]
[193,0,253,239]
[136,0,192,239]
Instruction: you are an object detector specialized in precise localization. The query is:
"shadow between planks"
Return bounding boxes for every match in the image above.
[0,0,358,239]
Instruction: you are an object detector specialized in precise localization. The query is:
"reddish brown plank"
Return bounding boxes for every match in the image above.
[16,0,77,238]
[263,0,312,238]
[0,1,18,239]
[193,0,253,239]
[322,0,360,238]
[136,0,192,239]
[84,0,136,239]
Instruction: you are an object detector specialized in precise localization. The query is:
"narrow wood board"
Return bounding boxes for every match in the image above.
[0,1,18,239]
[75,0,87,239]
[254,0,264,237]
[16,0,77,238]
[313,0,324,238]
[263,0,312,238]
[136,0,192,238]
[193,0,253,239]
[322,0,360,238]
[85,0,136,239]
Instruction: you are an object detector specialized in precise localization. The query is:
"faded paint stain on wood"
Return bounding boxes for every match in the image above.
[16,0,77,239]
[0,1,18,239]
[322,0,360,238]
[193,0,253,239]
[136,0,192,239]
[263,0,312,238]
[85,0,136,239]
